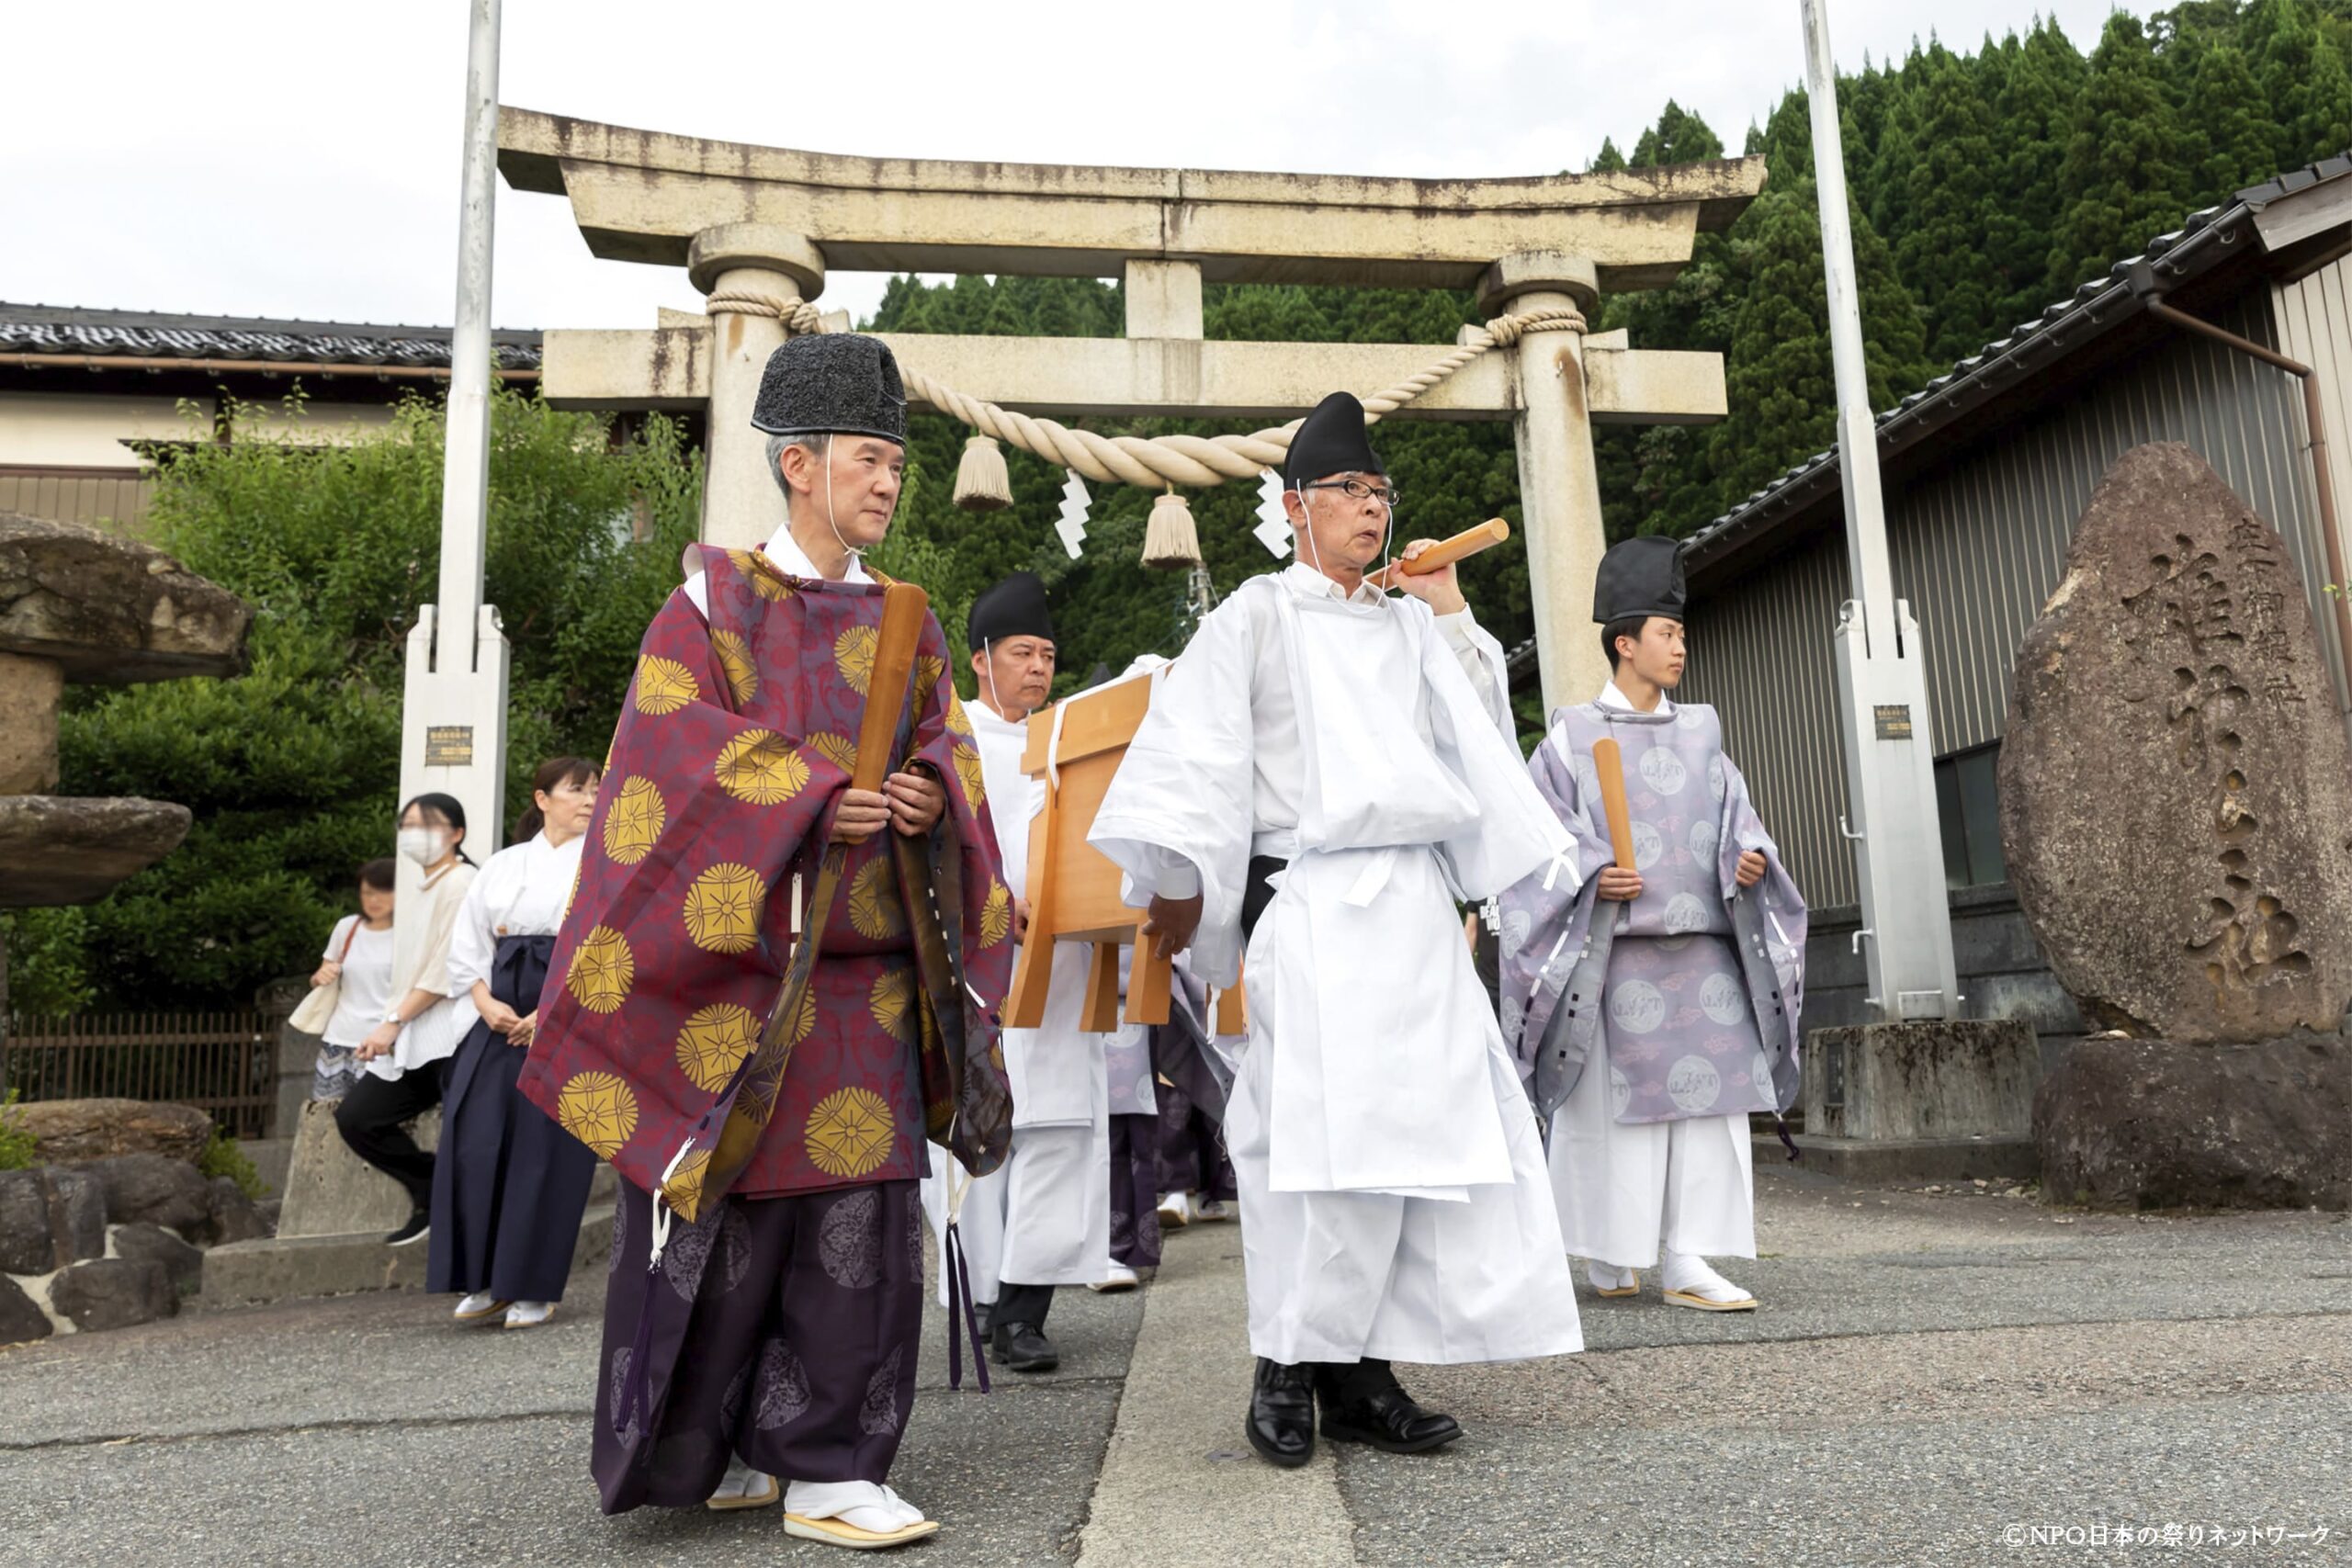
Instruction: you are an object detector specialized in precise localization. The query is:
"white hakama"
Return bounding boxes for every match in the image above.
[921,703,1111,1302]
[1093,566,1582,1366]
[1549,1055,1756,1270]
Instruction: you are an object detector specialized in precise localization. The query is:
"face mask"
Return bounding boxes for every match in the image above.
[398,827,449,866]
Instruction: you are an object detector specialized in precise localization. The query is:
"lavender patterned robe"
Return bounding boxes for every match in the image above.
[1498,702,1807,1126]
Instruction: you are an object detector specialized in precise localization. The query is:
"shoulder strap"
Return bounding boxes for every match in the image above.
[336,916,361,960]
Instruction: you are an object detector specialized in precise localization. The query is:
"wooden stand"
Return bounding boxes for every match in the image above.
[1002,673,1179,1031]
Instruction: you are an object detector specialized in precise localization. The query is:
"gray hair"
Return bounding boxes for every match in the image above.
[764,431,828,500]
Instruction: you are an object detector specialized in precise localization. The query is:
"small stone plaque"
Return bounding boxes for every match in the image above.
[424,726,473,767]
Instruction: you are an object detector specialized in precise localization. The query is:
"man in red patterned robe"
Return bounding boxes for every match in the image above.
[522,333,1013,1551]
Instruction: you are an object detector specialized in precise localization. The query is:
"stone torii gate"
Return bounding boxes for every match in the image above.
[497,109,1763,708]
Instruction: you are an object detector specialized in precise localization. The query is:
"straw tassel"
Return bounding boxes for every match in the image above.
[1141,490,1204,570]
[952,434,1012,513]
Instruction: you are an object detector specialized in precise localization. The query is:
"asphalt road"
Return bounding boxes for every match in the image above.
[2,1169,2345,1567]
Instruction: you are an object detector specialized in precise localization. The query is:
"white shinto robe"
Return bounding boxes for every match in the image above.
[920,696,1110,1301]
[1091,564,1582,1364]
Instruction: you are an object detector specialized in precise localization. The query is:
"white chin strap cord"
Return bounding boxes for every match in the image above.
[820,433,862,568]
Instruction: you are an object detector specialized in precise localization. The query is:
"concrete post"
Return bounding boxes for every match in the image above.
[1482,254,1606,716]
[688,225,827,551]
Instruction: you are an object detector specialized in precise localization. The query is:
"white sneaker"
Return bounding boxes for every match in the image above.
[1156,1191,1191,1229]
[1088,1260,1140,1293]
[452,1292,510,1322]
[785,1479,939,1547]
[1586,1260,1640,1298]
[503,1300,558,1329]
[706,1458,780,1511]
[1193,1198,1232,1223]
[1660,1250,1757,1312]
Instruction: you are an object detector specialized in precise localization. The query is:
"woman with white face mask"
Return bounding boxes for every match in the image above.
[333,793,481,1248]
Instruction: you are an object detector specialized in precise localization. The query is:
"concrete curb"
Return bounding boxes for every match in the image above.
[1075,1222,1358,1568]
[1754,1132,2037,1184]
[199,1203,613,1308]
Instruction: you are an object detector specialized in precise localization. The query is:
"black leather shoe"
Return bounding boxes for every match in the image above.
[1317,1363,1463,1454]
[990,1321,1059,1372]
[1246,1359,1317,1468]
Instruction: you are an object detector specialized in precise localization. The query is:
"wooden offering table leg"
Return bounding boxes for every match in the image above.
[1127,936,1172,1026]
[1081,942,1123,1033]
[1215,964,1248,1036]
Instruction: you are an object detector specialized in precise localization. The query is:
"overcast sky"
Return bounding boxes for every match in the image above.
[6,1,2147,333]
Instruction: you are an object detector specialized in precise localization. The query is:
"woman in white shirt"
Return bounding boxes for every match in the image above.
[308,859,399,1100]
[427,757,601,1331]
[334,795,480,1248]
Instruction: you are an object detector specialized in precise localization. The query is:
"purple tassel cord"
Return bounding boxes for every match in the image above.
[615,1253,661,1433]
[1774,1115,1801,1163]
[943,1221,991,1393]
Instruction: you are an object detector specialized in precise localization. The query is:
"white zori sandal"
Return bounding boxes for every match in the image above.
[705,1458,780,1511]
[1659,1251,1758,1312]
[784,1480,940,1550]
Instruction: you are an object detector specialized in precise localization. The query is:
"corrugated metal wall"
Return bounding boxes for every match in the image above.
[1683,285,2342,908]
[2274,251,2352,649]
[0,467,154,533]
[1681,530,1853,906]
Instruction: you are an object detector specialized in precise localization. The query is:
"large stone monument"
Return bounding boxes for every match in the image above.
[2002,444,2352,1209]
[0,513,250,909]
[0,513,257,1340]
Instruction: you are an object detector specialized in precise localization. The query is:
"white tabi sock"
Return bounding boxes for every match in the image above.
[787,1479,927,1532]
[707,1457,772,1503]
[1661,1248,1750,1303]
[1586,1260,1638,1293]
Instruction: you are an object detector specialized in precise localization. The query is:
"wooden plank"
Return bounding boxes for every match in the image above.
[1081,942,1123,1034]
[1019,676,1153,775]
[1126,941,1172,1027]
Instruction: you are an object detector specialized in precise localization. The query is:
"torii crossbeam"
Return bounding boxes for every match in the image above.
[497,108,1766,709]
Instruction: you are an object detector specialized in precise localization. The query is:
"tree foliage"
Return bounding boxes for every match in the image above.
[7,391,699,1011]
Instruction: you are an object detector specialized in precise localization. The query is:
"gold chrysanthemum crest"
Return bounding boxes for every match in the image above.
[848,859,906,941]
[674,1002,761,1093]
[684,862,764,953]
[556,1070,638,1156]
[807,731,858,774]
[566,927,635,1013]
[979,879,1012,947]
[951,741,987,808]
[804,1086,895,1179]
[868,967,916,1043]
[602,776,666,865]
[834,625,878,694]
[709,629,758,706]
[715,729,811,806]
[633,655,700,716]
[729,548,795,601]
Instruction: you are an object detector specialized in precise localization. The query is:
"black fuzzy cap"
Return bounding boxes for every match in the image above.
[750,333,907,446]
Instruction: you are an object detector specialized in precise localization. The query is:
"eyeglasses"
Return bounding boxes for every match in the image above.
[1302,477,1401,508]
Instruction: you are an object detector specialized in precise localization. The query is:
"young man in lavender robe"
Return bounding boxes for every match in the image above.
[918,573,1116,1372]
[1497,536,1807,1313]
[523,333,1013,1550]
[1089,391,1581,1470]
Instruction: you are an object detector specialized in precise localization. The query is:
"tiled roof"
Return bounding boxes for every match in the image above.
[1679,152,2352,573]
[0,303,542,371]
